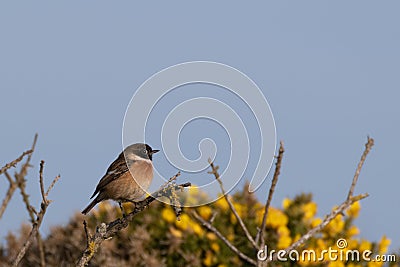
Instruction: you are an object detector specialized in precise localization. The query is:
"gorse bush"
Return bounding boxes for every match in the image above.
[0,183,395,267]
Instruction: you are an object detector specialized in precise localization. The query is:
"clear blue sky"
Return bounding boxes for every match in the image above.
[1,1,399,250]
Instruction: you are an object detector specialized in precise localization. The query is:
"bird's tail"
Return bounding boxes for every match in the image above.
[81,198,99,215]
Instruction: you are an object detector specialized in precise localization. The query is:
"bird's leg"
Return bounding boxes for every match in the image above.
[118,201,126,218]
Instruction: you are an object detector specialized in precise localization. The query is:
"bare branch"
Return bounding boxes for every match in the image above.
[12,167,60,267]
[18,133,38,178]
[15,171,36,222]
[256,141,285,247]
[37,160,47,267]
[0,137,36,220]
[208,160,258,249]
[347,136,374,200]
[83,220,91,248]
[265,137,374,263]
[0,172,17,220]
[266,193,368,263]
[14,134,39,222]
[191,210,257,266]
[161,171,181,187]
[2,135,54,266]
[46,175,60,197]
[4,170,14,184]
[77,177,191,267]
[39,160,46,204]
[0,149,33,176]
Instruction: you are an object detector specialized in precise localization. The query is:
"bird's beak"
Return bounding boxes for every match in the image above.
[151,149,160,155]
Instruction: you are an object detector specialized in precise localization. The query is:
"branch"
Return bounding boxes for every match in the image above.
[39,160,46,204]
[265,137,374,263]
[267,193,369,263]
[347,136,374,200]
[0,134,38,221]
[15,134,39,222]
[191,210,257,266]
[161,171,181,187]
[77,178,191,267]
[0,172,17,220]
[11,162,60,267]
[0,149,33,175]
[208,160,258,249]
[256,141,284,248]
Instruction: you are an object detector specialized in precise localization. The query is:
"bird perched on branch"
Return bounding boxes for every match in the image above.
[82,143,159,215]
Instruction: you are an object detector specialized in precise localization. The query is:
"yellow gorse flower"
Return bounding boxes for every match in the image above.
[346,225,360,237]
[169,227,183,238]
[214,196,229,211]
[197,205,213,220]
[359,239,372,252]
[97,201,113,214]
[302,202,317,220]
[282,198,292,209]
[325,214,345,236]
[378,235,391,254]
[367,261,384,267]
[211,242,220,252]
[328,261,345,267]
[277,225,290,236]
[175,213,191,231]
[203,251,214,267]
[277,235,292,249]
[311,218,322,228]
[192,221,204,236]
[206,232,217,241]
[161,207,176,223]
[233,202,246,217]
[346,201,361,218]
[266,207,288,229]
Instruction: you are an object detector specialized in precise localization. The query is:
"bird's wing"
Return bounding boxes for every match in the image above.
[90,152,135,199]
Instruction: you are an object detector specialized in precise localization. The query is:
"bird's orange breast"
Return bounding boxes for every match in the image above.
[103,160,153,202]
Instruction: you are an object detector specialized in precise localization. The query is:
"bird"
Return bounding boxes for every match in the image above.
[81,143,159,215]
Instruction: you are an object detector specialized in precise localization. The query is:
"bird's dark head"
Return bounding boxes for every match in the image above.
[125,143,159,161]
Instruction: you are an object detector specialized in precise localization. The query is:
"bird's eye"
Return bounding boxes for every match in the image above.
[143,149,147,154]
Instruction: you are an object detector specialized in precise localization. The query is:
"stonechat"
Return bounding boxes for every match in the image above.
[82,143,159,215]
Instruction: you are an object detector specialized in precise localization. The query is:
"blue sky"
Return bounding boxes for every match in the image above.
[1,1,399,250]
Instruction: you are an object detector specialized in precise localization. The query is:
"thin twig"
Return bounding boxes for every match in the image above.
[2,134,47,267]
[208,160,258,249]
[256,141,285,247]
[266,193,369,263]
[347,137,374,200]
[77,177,191,267]
[15,134,39,223]
[0,149,33,175]
[18,133,38,178]
[37,159,47,267]
[12,218,43,266]
[39,160,46,204]
[158,171,181,191]
[83,220,91,247]
[0,172,17,220]
[12,168,60,267]
[0,145,35,220]
[15,171,36,222]
[4,170,14,184]
[191,210,257,266]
